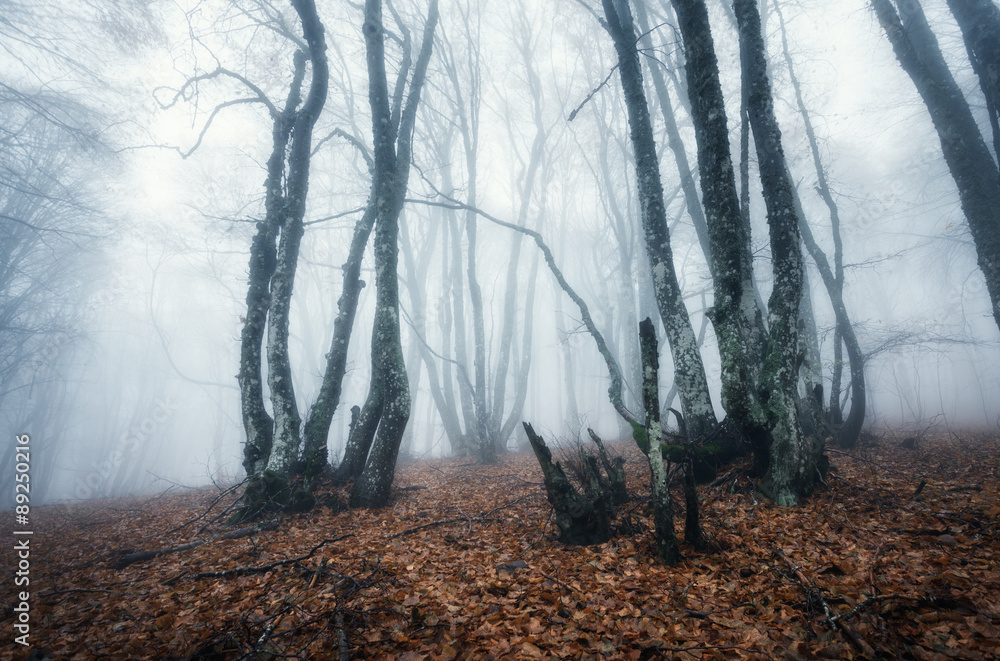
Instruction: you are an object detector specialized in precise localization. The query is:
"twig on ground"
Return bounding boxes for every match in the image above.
[385,516,496,539]
[155,478,248,539]
[111,518,280,569]
[191,534,355,581]
[336,612,349,661]
[774,547,875,657]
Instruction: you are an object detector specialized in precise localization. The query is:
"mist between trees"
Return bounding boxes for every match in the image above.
[1,0,998,509]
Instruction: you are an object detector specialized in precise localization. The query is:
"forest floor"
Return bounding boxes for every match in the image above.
[4,431,1000,660]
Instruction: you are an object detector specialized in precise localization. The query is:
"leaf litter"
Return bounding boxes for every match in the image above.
[5,433,1000,660]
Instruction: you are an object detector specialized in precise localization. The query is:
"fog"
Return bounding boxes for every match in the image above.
[2,0,998,508]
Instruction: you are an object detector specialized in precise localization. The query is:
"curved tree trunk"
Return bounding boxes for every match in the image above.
[239,218,278,477]
[735,0,823,506]
[301,203,376,476]
[350,0,439,508]
[775,3,863,447]
[601,0,718,441]
[238,0,327,480]
[872,0,1000,335]
[263,0,330,476]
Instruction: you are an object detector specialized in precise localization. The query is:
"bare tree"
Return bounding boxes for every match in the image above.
[734,0,823,505]
[348,0,440,509]
[600,0,718,441]
[232,0,329,485]
[944,0,1000,163]
[870,0,1000,335]
[776,3,866,449]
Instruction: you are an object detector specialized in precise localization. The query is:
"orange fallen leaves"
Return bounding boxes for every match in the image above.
[4,432,1000,660]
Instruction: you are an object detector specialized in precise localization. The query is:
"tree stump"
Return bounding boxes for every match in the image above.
[524,422,611,545]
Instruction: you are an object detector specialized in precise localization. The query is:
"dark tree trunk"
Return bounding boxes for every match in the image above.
[263,0,329,477]
[775,3,863,448]
[301,204,376,477]
[872,0,1000,334]
[238,0,327,480]
[945,0,1000,161]
[350,0,439,508]
[735,0,824,506]
[669,0,770,463]
[524,423,611,546]
[333,383,382,484]
[601,0,718,441]
[638,317,681,565]
[239,218,278,477]
[630,0,712,266]
[588,428,628,508]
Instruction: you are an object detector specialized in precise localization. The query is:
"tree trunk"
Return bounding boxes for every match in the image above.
[631,0,713,266]
[736,0,824,506]
[669,0,770,462]
[301,204,376,476]
[775,2,863,447]
[945,0,1000,161]
[263,0,329,476]
[638,317,681,565]
[601,0,718,441]
[238,218,278,477]
[799,218,866,449]
[498,250,538,446]
[238,0,327,482]
[350,0,439,508]
[872,0,1000,335]
[524,423,611,546]
[264,209,305,476]
[238,57,304,477]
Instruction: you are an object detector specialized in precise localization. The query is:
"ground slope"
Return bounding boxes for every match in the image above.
[3,432,999,660]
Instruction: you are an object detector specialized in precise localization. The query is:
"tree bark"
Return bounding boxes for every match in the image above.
[945,0,1000,162]
[872,0,1000,335]
[264,0,330,477]
[301,203,376,476]
[601,0,718,441]
[238,57,304,477]
[350,0,439,508]
[735,0,823,506]
[639,317,681,565]
[669,0,770,462]
[774,3,863,447]
[524,423,611,546]
[631,0,713,266]
[238,218,278,477]
[238,0,328,481]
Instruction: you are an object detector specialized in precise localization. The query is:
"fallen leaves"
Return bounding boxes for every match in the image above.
[4,432,1000,659]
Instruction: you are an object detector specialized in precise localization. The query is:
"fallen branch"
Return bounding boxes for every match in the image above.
[773,548,875,657]
[336,612,349,661]
[831,593,989,624]
[192,534,354,581]
[384,516,496,539]
[154,478,248,540]
[384,495,529,539]
[111,518,280,569]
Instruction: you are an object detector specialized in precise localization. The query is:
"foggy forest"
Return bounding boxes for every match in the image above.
[2,0,999,658]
